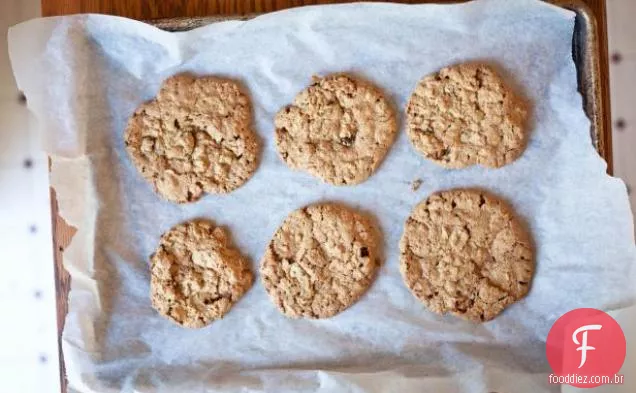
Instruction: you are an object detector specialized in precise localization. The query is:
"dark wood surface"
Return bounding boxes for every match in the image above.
[50,188,73,393]
[42,1,611,392]
[43,0,449,18]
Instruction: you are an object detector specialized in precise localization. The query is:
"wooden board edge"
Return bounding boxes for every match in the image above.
[51,187,76,393]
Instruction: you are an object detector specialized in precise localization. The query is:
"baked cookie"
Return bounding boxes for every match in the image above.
[261,203,380,318]
[150,220,253,328]
[125,74,259,203]
[275,74,397,185]
[399,189,534,322]
[406,63,528,168]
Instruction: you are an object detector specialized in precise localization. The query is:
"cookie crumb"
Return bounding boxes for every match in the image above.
[410,179,423,191]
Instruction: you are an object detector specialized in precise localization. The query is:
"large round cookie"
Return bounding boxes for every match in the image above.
[399,189,534,322]
[274,74,397,185]
[125,74,260,203]
[150,220,253,328]
[406,63,528,168]
[261,203,380,318]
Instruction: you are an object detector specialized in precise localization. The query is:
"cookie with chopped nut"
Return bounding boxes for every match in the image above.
[260,203,381,318]
[125,74,260,203]
[399,189,534,322]
[274,74,397,185]
[150,220,253,328]
[406,63,528,168]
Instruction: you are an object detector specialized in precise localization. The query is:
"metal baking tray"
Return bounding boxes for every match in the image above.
[146,0,609,165]
[55,2,608,391]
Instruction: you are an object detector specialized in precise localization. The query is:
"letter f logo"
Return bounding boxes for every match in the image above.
[572,324,602,368]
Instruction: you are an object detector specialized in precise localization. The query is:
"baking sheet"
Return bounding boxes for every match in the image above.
[8,0,636,392]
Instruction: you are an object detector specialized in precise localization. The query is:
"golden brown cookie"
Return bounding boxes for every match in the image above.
[150,220,253,328]
[260,203,381,318]
[399,189,534,322]
[274,74,398,185]
[125,74,260,203]
[406,63,528,168]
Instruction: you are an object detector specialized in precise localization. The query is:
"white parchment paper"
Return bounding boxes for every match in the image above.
[9,1,636,392]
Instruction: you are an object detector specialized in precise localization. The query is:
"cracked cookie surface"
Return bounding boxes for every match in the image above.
[260,203,380,318]
[125,74,259,203]
[150,220,253,328]
[406,63,528,168]
[274,74,397,185]
[399,189,534,322]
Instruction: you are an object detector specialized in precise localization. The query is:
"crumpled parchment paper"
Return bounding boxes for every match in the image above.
[9,0,636,392]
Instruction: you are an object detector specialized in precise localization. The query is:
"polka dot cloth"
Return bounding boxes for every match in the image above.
[0,2,60,393]
[608,0,636,231]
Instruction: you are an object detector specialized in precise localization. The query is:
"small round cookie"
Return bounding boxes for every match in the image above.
[275,74,397,185]
[261,203,380,318]
[406,63,528,168]
[150,220,253,328]
[399,189,534,322]
[125,74,259,203]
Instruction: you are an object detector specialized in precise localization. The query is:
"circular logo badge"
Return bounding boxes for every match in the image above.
[546,308,626,388]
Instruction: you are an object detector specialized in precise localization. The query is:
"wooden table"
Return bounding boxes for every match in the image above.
[42,1,611,392]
